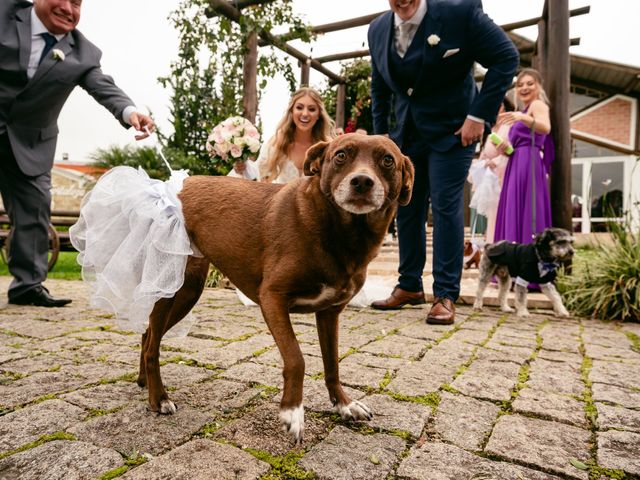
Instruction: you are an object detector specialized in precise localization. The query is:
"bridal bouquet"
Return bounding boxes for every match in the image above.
[206,116,261,170]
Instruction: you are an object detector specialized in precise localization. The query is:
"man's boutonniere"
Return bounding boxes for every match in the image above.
[52,49,65,61]
[427,34,441,47]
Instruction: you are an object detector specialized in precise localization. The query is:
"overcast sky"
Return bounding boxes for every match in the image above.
[54,0,639,163]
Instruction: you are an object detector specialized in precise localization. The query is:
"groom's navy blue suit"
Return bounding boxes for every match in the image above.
[368,0,518,301]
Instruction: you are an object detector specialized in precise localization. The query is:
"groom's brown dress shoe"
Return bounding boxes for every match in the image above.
[9,286,72,307]
[426,297,455,325]
[371,287,426,310]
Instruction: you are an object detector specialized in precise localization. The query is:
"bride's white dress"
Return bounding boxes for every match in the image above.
[70,166,198,336]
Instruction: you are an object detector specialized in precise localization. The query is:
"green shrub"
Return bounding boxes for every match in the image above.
[558,220,639,322]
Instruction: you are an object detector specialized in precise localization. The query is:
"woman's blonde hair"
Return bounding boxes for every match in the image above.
[516,68,550,107]
[261,87,335,181]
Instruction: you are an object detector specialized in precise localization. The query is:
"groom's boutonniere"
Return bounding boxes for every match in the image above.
[52,49,65,61]
[427,34,441,46]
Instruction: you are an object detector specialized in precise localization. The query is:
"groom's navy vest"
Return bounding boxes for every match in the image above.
[387,19,426,94]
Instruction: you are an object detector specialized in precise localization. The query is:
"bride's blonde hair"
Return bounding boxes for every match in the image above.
[261,87,335,182]
[516,68,550,107]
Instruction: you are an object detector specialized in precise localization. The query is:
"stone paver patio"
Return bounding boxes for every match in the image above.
[1,277,639,479]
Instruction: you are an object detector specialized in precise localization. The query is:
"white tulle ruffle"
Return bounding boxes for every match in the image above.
[70,166,197,337]
[468,160,501,217]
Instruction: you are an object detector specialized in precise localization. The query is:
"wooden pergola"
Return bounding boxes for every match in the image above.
[205,0,589,231]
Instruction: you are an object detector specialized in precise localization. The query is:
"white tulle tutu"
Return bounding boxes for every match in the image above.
[468,160,501,217]
[70,166,198,337]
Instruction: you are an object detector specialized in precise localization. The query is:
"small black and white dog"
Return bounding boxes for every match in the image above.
[473,228,574,317]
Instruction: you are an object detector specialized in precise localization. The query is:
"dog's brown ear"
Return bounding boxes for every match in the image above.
[398,155,415,206]
[303,141,329,176]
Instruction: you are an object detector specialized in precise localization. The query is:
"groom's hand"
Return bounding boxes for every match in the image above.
[455,118,484,147]
[130,112,155,140]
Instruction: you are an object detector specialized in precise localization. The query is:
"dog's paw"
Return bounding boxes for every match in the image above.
[500,305,514,313]
[280,405,305,444]
[516,308,530,318]
[554,306,570,318]
[335,400,373,422]
[159,399,177,415]
[472,301,483,311]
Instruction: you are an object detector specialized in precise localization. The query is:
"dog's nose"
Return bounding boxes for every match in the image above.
[350,174,375,194]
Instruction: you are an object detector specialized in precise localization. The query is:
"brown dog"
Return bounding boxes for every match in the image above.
[463,240,482,269]
[136,134,414,442]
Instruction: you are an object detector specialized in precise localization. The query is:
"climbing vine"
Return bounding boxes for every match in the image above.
[158,0,312,175]
[321,59,373,134]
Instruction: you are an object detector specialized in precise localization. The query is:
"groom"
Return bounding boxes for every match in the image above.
[368,0,518,324]
[0,0,155,307]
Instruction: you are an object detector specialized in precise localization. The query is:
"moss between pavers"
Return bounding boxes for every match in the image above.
[379,370,393,390]
[624,331,640,354]
[86,406,126,419]
[161,355,220,372]
[0,432,75,461]
[97,451,148,480]
[384,391,440,412]
[0,327,26,337]
[195,420,225,439]
[252,347,271,358]
[576,322,629,480]
[338,347,359,361]
[439,383,461,395]
[245,448,315,480]
[98,372,138,385]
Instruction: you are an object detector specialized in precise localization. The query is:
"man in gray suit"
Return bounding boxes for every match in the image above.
[1,0,155,307]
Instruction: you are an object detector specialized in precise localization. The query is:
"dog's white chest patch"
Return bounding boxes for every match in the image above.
[293,286,341,308]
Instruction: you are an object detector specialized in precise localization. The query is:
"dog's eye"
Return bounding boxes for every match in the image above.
[334,151,346,164]
[382,155,395,169]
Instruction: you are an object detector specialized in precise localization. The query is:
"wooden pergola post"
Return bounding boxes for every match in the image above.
[242,31,258,123]
[546,0,572,231]
[534,16,547,79]
[336,83,346,130]
[300,59,310,86]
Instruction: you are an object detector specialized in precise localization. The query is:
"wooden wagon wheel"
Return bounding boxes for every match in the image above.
[3,223,61,272]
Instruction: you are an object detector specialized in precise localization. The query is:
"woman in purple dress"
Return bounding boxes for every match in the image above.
[494,68,554,248]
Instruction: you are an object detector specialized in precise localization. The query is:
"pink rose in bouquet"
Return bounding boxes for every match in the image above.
[206,117,261,168]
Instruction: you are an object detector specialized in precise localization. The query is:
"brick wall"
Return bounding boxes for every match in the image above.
[571,97,632,146]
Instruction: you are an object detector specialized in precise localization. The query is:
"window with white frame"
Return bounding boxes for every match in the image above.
[571,156,633,233]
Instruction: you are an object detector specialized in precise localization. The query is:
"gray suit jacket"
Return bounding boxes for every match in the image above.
[0,0,134,176]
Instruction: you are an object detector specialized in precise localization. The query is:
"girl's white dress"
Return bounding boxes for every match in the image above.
[70,166,198,336]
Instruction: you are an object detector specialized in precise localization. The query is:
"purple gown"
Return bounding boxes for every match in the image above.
[494,116,555,245]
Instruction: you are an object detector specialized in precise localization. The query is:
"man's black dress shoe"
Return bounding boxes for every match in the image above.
[8,286,72,307]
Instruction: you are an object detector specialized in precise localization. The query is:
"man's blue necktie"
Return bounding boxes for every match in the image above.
[39,33,57,65]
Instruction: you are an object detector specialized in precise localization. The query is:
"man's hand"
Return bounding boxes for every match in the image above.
[455,118,484,147]
[129,112,155,140]
[233,160,247,175]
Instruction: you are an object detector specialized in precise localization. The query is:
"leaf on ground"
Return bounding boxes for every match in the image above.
[569,458,588,470]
